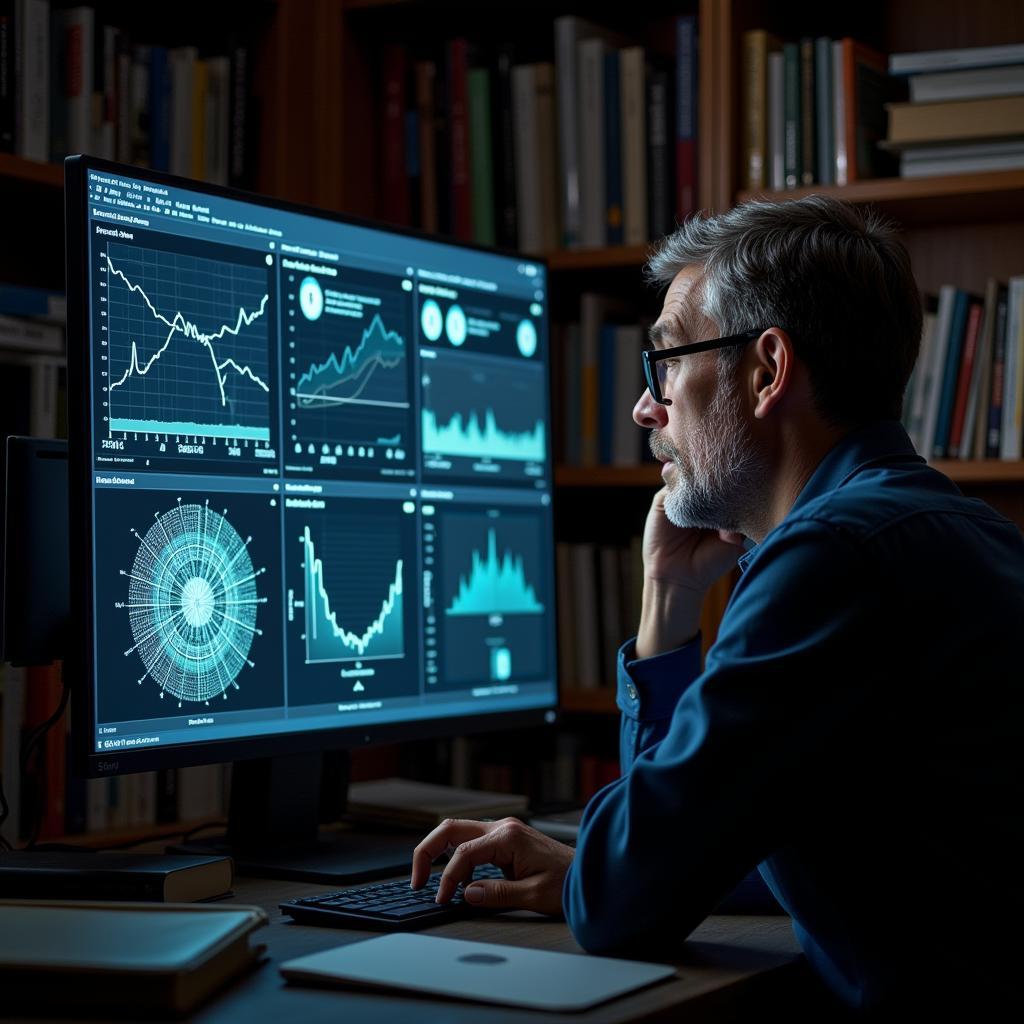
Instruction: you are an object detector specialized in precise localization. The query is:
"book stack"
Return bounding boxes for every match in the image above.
[903,276,1024,461]
[380,16,697,253]
[742,32,897,191]
[0,2,260,187]
[885,44,1024,178]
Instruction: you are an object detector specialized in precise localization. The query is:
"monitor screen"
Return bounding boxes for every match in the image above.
[65,158,558,774]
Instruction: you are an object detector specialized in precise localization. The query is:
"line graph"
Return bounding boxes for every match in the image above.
[104,242,272,441]
[302,524,405,662]
[296,313,407,410]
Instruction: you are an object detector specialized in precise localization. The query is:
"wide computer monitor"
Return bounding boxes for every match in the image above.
[64,156,558,878]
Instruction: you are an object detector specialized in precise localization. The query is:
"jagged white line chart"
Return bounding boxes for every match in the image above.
[115,499,267,706]
[103,243,272,441]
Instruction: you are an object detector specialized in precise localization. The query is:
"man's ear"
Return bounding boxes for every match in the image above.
[750,328,795,420]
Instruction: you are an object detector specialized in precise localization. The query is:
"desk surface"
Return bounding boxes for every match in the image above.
[190,874,806,1024]
[9,872,810,1023]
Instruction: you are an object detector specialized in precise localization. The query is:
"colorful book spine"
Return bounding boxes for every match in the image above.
[675,15,697,219]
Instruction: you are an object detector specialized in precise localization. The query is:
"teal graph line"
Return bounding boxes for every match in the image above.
[422,408,545,461]
[303,525,405,662]
[446,529,544,617]
[106,255,271,407]
[296,313,406,409]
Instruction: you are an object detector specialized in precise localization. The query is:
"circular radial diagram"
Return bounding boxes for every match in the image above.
[122,500,265,704]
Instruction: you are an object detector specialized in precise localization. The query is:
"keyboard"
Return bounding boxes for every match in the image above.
[280,864,507,931]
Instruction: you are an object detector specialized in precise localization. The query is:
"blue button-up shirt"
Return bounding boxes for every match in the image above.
[563,420,1024,1012]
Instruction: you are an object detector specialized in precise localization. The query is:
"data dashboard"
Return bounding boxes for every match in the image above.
[80,166,557,755]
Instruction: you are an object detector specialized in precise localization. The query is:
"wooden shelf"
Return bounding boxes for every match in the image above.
[560,688,618,714]
[544,243,651,272]
[735,171,1024,227]
[0,153,63,189]
[555,460,1024,488]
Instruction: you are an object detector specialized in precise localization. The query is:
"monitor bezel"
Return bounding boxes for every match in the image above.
[65,154,560,780]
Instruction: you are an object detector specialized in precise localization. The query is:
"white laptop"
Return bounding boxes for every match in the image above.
[279,933,677,1012]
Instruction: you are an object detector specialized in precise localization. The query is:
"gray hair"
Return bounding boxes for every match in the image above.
[645,195,922,427]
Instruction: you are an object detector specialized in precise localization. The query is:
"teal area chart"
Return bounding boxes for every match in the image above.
[285,498,420,705]
[285,264,414,481]
[420,348,548,485]
[97,231,277,472]
[434,509,553,690]
[93,488,284,724]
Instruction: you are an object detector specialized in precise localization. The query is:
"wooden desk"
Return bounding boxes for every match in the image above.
[176,874,813,1024]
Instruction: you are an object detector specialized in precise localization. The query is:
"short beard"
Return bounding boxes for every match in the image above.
[650,368,764,533]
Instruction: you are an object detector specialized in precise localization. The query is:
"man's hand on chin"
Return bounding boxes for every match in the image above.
[410,816,575,915]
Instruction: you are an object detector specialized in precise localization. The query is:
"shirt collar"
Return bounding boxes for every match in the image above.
[737,420,924,573]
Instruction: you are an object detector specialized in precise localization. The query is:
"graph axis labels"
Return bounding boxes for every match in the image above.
[115,498,267,708]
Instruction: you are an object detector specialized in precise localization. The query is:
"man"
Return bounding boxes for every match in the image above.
[410,196,1024,1014]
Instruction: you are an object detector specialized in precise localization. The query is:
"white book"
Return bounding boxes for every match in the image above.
[960,279,999,460]
[1000,277,1024,460]
[16,0,49,161]
[169,45,197,178]
[620,46,648,246]
[578,38,607,249]
[768,51,785,190]
[909,63,1024,103]
[511,64,542,253]
[891,43,1024,76]
[920,285,957,460]
[0,313,63,353]
[832,40,847,186]
[554,17,624,248]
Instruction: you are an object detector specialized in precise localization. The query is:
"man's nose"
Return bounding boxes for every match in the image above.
[633,389,669,429]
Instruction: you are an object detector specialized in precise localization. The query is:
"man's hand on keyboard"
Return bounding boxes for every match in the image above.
[411,817,574,916]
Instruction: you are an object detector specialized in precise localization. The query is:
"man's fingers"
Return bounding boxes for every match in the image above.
[463,878,533,910]
[410,819,492,889]
[435,831,504,904]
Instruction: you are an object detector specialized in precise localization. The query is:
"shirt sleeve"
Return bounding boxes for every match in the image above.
[615,634,704,775]
[563,518,876,955]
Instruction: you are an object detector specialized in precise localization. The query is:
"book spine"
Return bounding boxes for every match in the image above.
[768,51,784,190]
[742,29,769,189]
[554,16,581,248]
[190,57,207,180]
[493,45,517,250]
[620,46,646,246]
[227,40,250,188]
[799,37,816,185]
[381,44,409,226]
[447,37,473,242]
[17,0,48,161]
[832,40,847,185]
[578,39,606,247]
[921,284,956,457]
[814,37,833,185]
[783,42,800,188]
[1002,277,1024,460]
[933,289,970,459]
[947,299,983,458]
[147,46,168,171]
[467,66,495,247]
[414,60,438,235]
[598,323,616,464]
[646,64,670,239]
[962,279,998,459]
[0,2,13,152]
[675,15,697,219]
[986,285,1008,457]
[65,5,93,157]
[535,62,560,253]
[511,63,541,253]
[603,49,623,246]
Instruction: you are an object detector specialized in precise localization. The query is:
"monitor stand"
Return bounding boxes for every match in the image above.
[170,751,418,884]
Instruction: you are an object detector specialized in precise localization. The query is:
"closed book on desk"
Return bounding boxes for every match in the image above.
[346,777,528,829]
[0,900,267,1015]
[0,850,233,901]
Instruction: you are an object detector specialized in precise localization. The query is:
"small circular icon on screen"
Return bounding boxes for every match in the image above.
[299,276,323,321]
[446,304,467,346]
[516,319,538,358]
[421,300,443,342]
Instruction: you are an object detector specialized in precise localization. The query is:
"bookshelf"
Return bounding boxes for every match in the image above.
[2,0,1023,818]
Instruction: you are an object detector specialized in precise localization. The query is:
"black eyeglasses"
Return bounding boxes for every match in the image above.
[641,328,765,405]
